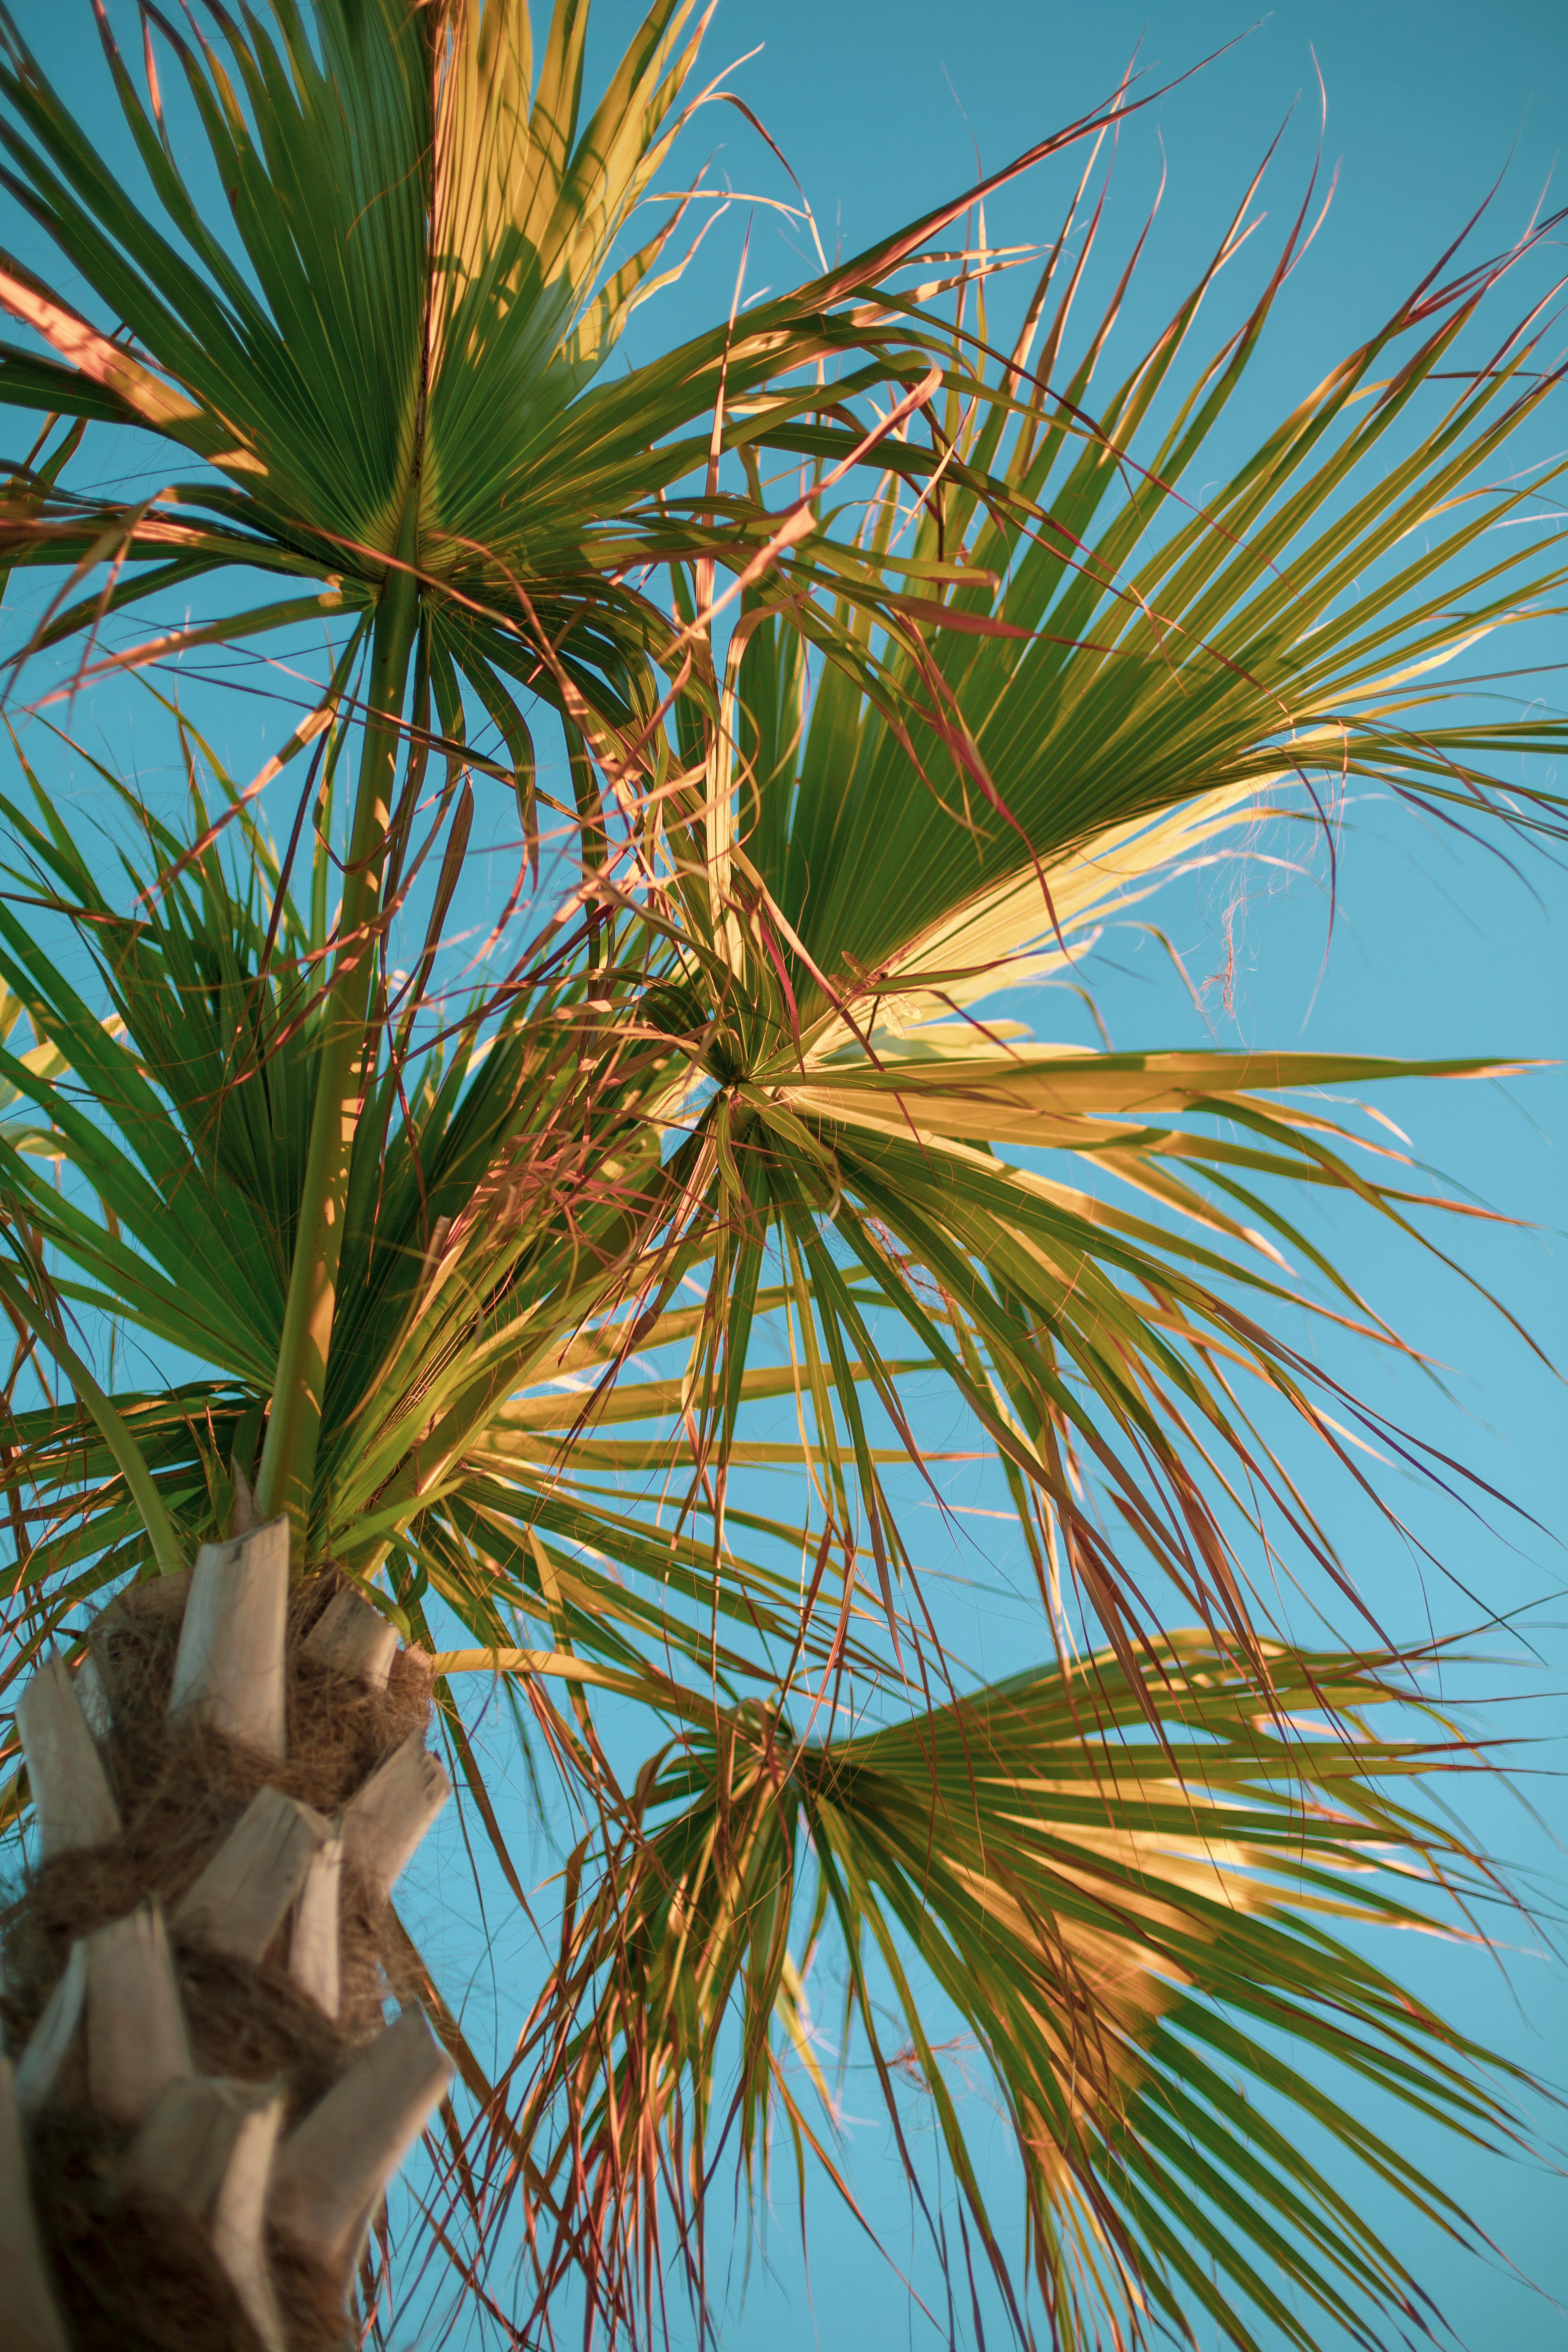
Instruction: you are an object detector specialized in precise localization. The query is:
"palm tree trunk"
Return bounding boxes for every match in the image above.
[1,1521,452,2350]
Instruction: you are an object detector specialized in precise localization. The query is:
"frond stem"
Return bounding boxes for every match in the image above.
[255,537,420,1539]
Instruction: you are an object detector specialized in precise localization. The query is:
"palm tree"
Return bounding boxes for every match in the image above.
[0,2,1561,2346]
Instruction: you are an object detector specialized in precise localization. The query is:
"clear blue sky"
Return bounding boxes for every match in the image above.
[7,2,1567,2346]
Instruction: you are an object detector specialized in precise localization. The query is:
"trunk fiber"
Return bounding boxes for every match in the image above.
[1,1521,454,2349]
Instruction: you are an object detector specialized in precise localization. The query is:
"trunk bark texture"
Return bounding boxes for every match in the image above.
[1,1521,453,2349]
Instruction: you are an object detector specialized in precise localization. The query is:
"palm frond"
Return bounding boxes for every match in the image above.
[0,0,1155,743]
[501,1634,1537,2352]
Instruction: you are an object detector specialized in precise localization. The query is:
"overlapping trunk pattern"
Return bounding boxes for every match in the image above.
[0,1521,454,2350]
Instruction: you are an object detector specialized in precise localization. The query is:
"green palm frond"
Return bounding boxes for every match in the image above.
[503,1634,1537,2352]
[0,0,730,718]
[0,0,1146,738]
[709,203,1568,1017]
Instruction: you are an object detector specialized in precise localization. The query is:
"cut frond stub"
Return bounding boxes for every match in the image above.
[122,2075,287,2352]
[172,1784,334,1965]
[0,2058,69,2352]
[304,1585,399,1691]
[83,1902,193,2128]
[341,1731,452,1895]
[268,2004,454,2282]
[169,1519,290,1757]
[16,1659,121,1859]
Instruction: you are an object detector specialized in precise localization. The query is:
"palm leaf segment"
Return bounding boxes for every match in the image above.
[0,51,1562,2352]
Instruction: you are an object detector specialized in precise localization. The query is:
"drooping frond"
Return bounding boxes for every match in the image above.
[500,1635,1535,2352]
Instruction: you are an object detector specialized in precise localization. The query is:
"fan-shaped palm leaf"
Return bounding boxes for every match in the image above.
[502,1635,1537,2352]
